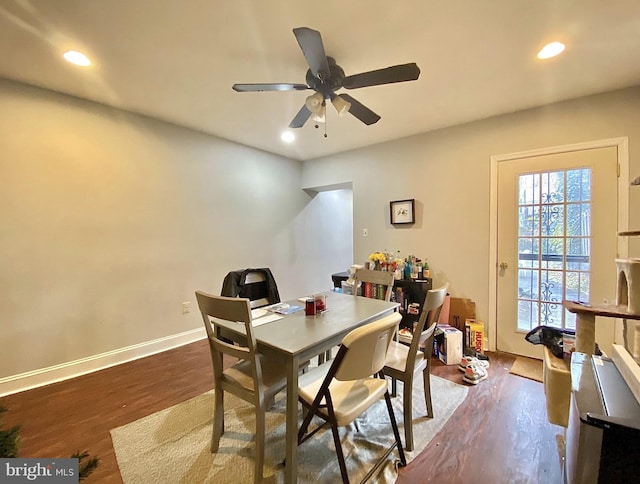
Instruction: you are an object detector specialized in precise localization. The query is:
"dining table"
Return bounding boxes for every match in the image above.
[217,290,399,483]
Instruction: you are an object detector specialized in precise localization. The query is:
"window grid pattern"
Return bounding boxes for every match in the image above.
[517,168,591,331]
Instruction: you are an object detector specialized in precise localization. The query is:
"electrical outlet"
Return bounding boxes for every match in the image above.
[182,301,191,314]
[363,228,369,237]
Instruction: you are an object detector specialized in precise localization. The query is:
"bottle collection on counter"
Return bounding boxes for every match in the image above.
[367,250,431,280]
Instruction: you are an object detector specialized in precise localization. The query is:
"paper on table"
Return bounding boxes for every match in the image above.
[251,313,283,326]
[267,303,303,315]
[251,308,268,319]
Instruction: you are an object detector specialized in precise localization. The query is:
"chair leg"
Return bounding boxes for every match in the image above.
[211,389,224,453]
[331,423,349,484]
[254,403,266,484]
[317,348,333,366]
[323,389,349,483]
[391,376,397,397]
[384,390,407,467]
[403,379,414,451]
[423,368,433,418]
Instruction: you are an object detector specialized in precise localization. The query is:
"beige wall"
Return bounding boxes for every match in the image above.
[2,77,638,388]
[0,79,350,383]
[302,86,640,337]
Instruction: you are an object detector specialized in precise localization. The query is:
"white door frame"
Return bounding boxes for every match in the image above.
[488,138,629,352]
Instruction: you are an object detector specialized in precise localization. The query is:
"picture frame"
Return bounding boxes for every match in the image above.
[390,199,415,225]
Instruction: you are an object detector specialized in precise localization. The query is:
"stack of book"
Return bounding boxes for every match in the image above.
[464,318,485,353]
[361,282,388,300]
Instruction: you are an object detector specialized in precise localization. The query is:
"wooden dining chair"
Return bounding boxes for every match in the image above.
[297,312,406,483]
[195,290,287,484]
[317,268,396,365]
[383,283,449,451]
[353,268,395,301]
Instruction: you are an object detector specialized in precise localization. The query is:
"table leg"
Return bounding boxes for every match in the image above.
[285,356,299,483]
[575,312,596,355]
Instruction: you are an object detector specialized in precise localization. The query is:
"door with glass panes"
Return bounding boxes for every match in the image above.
[496,147,618,358]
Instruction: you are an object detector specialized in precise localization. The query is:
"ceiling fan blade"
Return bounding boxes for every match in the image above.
[293,27,330,80]
[339,94,380,125]
[233,83,309,92]
[342,63,420,89]
[289,105,312,128]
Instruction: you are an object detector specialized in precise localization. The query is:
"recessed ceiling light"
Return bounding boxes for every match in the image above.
[281,131,295,143]
[63,50,91,67]
[537,42,566,59]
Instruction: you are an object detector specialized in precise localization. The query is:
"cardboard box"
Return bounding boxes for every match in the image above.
[437,294,451,324]
[449,298,476,332]
[465,319,485,353]
[433,325,463,366]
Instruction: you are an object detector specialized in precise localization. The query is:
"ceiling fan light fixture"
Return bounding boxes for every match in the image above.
[305,92,324,113]
[312,103,326,123]
[331,95,351,116]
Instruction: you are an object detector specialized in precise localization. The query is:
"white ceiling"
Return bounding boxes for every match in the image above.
[1,0,639,161]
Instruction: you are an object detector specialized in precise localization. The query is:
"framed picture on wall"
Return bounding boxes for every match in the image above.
[390,199,415,225]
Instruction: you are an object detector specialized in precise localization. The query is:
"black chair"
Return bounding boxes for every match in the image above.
[221,268,280,309]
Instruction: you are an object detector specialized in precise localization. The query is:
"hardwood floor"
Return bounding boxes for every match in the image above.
[397,353,564,484]
[0,341,565,483]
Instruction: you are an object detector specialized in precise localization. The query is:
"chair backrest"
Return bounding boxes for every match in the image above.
[220,268,281,309]
[195,290,261,385]
[408,283,449,359]
[353,268,395,302]
[242,271,270,308]
[334,312,402,381]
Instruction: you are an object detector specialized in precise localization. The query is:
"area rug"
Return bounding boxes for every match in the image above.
[111,375,467,483]
[510,356,544,382]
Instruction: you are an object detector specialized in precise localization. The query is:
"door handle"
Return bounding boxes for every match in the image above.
[499,262,508,270]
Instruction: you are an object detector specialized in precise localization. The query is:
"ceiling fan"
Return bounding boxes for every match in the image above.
[232,27,421,129]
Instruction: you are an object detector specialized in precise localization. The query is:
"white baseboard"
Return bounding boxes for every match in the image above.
[0,328,206,397]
